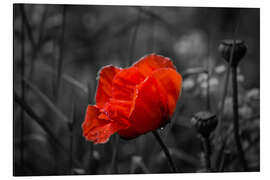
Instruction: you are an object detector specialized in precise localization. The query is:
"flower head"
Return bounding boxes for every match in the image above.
[82,54,182,144]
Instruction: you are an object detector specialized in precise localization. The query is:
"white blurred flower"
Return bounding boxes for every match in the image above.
[239,105,253,119]
[246,88,260,101]
[237,74,245,83]
[200,81,207,89]
[132,156,142,164]
[174,30,206,57]
[209,77,219,86]
[222,97,233,116]
[183,78,195,91]
[197,73,208,84]
[93,150,100,160]
[215,65,226,74]
[199,77,219,89]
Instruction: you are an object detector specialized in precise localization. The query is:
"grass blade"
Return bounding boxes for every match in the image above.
[54,5,67,100]
[37,61,88,94]
[21,77,69,124]
[14,92,82,168]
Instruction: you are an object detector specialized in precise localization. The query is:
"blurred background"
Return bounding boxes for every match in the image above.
[13,4,259,176]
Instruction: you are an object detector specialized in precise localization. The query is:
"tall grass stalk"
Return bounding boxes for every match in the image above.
[19,4,25,170]
[69,95,75,174]
[54,5,67,100]
[14,92,82,168]
[128,10,141,66]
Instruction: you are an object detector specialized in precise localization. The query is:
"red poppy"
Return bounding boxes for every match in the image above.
[82,54,182,144]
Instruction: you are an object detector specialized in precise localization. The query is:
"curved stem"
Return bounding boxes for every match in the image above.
[232,66,248,171]
[152,131,177,173]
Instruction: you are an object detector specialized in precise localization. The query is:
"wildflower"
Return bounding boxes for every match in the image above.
[82,54,182,144]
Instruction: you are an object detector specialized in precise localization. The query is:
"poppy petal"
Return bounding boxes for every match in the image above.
[112,67,145,101]
[119,76,167,138]
[133,54,176,77]
[101,99,132,126]
[82,105,126,144]
[152,68,182,116]
[96,65,121,108]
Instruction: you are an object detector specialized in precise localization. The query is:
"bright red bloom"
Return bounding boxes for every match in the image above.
[82,54,182,144]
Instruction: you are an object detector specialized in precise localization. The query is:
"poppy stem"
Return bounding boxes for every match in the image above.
[152,131,177,173]
[110,135,119,173]
[231,65,248,171]
[202,136,211,171]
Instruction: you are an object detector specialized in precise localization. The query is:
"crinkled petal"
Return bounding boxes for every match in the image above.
[118,68,182,139]
[112,67,145,101]
[152,68,182,116]
[96,65,121,108]
[82,105,127,144]
[101,99,132,126]
[118,76,167,138]
[133,54,176,77]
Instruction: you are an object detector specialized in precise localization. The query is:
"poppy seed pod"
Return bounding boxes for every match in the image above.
[218,40,247,67]
[191,111,218,138]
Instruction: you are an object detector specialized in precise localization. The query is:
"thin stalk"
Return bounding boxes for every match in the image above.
[202,137,211,171]
[231,66,248,171]
[128,11,141,66]
[14,92,82,168]
[88,143,94,174]
[19,4,39,82]
[54,5,67,100]
[152,131,177,173]
[206,71,210,111]
[69,95,75,174]
[205,10,211,111]
[20,4,25,170]
[110,135,119,173]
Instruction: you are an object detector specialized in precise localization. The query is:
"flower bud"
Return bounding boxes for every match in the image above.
[191,111,218,138]
[218,40,247,67]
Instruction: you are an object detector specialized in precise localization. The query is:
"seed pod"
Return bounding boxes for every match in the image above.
[218,40,247,67]
[191,111,218,138]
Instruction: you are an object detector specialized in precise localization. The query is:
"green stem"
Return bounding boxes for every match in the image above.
[152,131,177,173]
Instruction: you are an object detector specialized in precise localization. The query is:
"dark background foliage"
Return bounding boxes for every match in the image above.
[13,4,259,175]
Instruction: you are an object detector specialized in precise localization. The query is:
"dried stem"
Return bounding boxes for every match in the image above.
[231,65,248,171]
[152,130,177,173]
